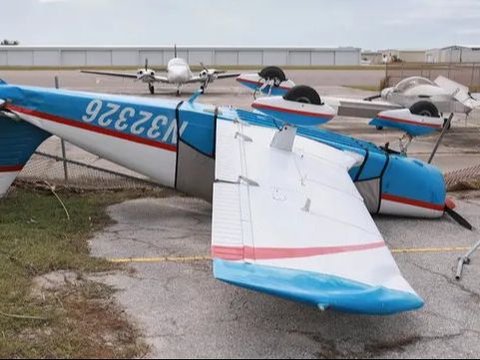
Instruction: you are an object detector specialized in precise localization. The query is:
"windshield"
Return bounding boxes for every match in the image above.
[394,77,435,92]
[168,58,187,67]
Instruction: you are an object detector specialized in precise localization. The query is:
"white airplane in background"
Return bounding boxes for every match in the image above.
[81,46,240,95]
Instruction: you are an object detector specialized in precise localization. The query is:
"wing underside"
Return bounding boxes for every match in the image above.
[211,118,423,315]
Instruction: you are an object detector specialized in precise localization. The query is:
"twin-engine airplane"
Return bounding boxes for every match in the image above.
[0,79,463,315]
[81,46,239,95]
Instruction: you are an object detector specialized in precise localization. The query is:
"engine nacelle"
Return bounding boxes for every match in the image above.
[136,69,156,78]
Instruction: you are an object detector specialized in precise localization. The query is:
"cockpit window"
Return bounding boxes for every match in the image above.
[394,77,435,92]
[168,58,187,66]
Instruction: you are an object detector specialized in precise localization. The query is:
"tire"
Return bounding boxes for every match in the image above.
[376,126,384,130]
[443,117,452,130]
[409,101,439,117]
[283,85,322,105]
[258,66,286,86]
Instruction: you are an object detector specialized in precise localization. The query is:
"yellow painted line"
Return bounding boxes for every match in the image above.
[391,246,470,254]
[108,255,211,264]
[108,246,471,264]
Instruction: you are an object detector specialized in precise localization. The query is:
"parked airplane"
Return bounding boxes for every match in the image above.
[0,80,469,315]
[81,46,240,95]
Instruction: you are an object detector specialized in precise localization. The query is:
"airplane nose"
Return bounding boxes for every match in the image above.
[168,69,185,83]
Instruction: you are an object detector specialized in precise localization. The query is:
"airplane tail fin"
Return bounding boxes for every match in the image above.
[434,75,480,110]
[0,114,51,198]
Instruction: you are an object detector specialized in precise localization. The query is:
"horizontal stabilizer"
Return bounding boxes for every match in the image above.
[251,96,335,126]
[370,109,443,137]
[0,114,51,197]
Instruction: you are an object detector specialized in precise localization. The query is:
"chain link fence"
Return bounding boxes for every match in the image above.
[17,137,161,191]
[445,164,480,191]
[15,136,480,193]
[385,62,480,90]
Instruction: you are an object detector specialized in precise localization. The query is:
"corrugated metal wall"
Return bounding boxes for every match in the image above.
[0,46,361,67]
[426,47,480,64]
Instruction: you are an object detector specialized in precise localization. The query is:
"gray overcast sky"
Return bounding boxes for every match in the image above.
[1,0,479,50]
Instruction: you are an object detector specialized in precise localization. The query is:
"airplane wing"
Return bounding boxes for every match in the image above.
[81,70,138,79]
[153,75,169,83]
[185,72,241,84]
[211,118,424,315]
[215,72,241,80]
[185,76,204,84]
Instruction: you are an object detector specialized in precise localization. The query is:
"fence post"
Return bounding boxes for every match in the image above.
[471,63,475,90]
[54,76,69,184]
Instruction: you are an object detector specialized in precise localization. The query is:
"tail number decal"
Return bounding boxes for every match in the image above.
[81,99,187,144]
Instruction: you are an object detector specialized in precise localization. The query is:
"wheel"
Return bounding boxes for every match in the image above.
[283,85,322,105]
[409,101,439,117]
[258,66,286,86]
[376,126,384,130]
[443,117,452,129]
[148,84,154,94]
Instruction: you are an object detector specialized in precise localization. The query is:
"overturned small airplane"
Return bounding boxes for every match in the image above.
[0,79,470,315]
[239,69,480,154]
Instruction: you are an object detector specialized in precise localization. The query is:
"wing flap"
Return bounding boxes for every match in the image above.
[212,118,423,314]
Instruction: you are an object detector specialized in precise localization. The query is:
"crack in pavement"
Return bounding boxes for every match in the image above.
[408,259,480,303]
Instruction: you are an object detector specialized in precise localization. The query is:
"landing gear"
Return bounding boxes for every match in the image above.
[254,66,288,98]
[443,117,452,130]
[428,113,454,164]
[409,101,439,118]
[398,133,413,155]
[176,85,183,97]
[148,83,155,95]
[283,85,322,105]
[259,66,287,86]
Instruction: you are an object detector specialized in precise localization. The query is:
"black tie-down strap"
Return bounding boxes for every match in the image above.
[174,100,184,189]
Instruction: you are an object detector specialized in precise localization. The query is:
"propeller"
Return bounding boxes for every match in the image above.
[174,44,177,58]
[444,198,473,230]
[145,58,148,71]
[200,62,225,76]
[199,62,222,93]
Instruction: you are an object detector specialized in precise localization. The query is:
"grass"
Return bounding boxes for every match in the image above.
[0,188,152,358]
